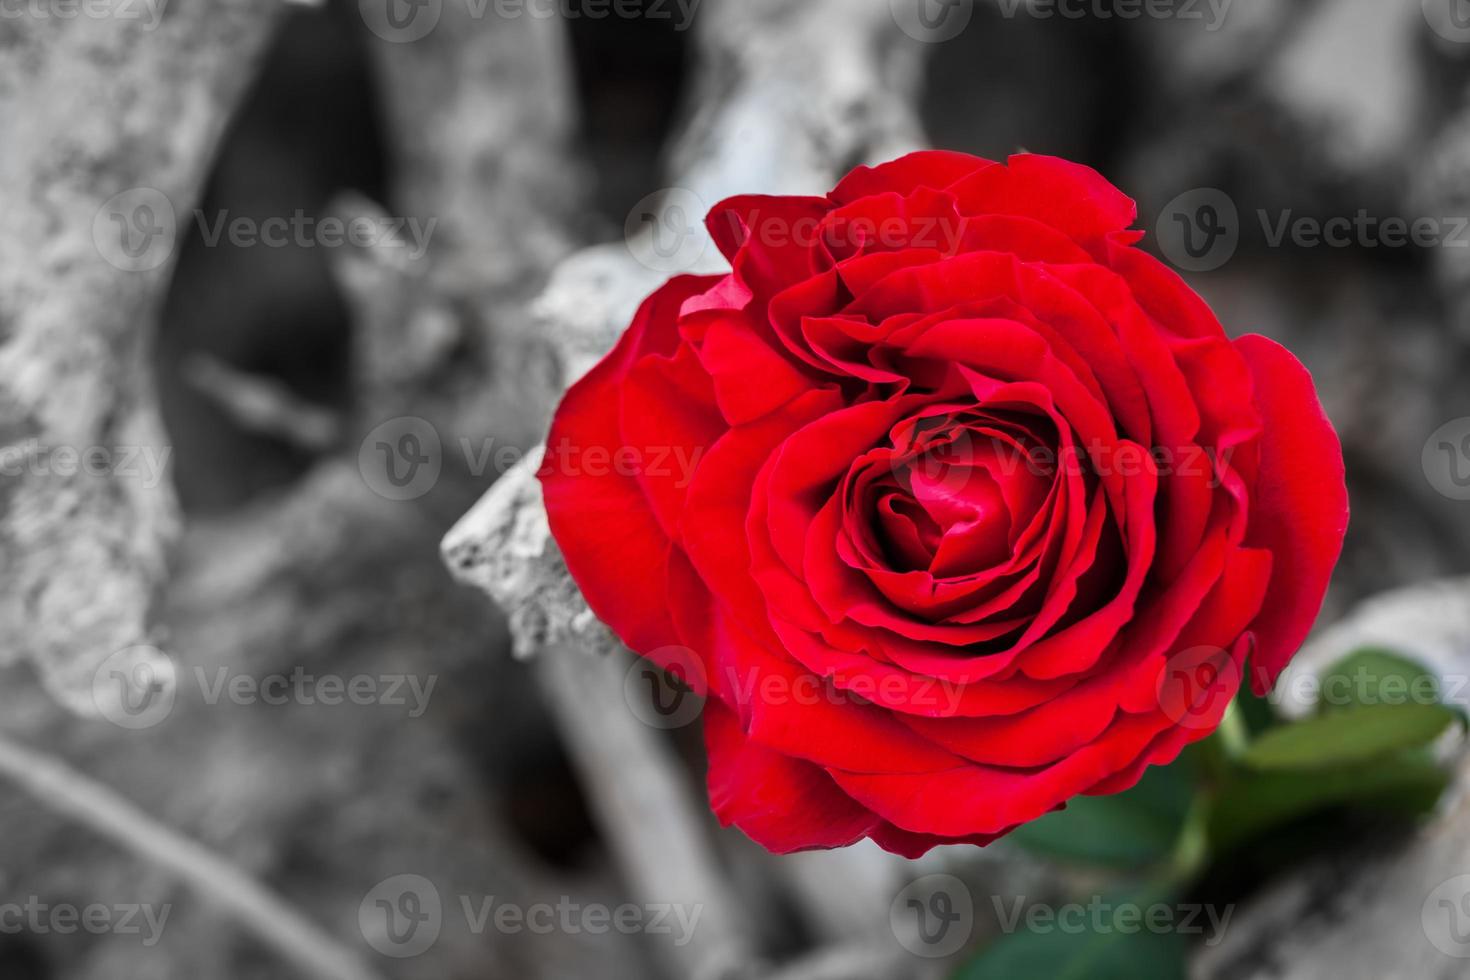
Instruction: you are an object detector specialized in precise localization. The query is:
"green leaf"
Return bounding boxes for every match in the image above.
[1209,749,1450,851]
[954,888,1187,980]
[1316,647,1439,714]
[1239,702,1456,771]
[1008,759,1194,868]
[1233,682,1279,734]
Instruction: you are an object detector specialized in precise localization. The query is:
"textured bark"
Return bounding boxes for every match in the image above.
[0,8,637,980]
[0,4,287,713]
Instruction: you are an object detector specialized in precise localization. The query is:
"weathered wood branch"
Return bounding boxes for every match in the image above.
[0,5,288,714]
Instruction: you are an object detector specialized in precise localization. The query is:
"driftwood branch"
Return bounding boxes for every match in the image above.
[0,731,387,980]
[0,5,288,713]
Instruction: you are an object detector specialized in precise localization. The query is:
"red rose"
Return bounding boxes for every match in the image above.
[538,151,1349,857]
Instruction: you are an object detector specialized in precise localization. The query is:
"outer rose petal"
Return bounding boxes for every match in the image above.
[1234,334,1349,692]
[949,154,1137,244]
[538,275,720,655]
[703,700,881,853]
[828,150,995,204]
